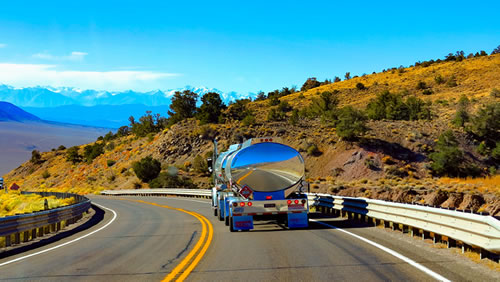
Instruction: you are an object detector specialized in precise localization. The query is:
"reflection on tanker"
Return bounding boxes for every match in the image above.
[227,143,305,192]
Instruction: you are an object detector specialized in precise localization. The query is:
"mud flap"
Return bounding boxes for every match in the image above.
[232,216,254,231]
[287,212,308,228]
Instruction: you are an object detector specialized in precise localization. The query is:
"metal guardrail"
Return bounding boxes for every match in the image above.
[100,189,500,260]
[0,192,91,248]
[101,188,212,198]
[308,193,500,259]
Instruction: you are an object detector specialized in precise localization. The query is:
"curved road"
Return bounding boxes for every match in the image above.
[0,196,497,281]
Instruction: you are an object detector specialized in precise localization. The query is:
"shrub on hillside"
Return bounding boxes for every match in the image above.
[366,91,431,121]
[107,160,116,167]
[42,170,50,179]
[31,150,42,164]
[267,108,286,121]
[57,145,66,151]
[434,74,445,84]
[66,146,82,164]
[192,155,209,174]
[268,96,280,106]
[336,106,368,140]
[226,99,252,121]
[307,91,338,121]
[132,156,161,183]
[467,102,500,145]
[429,130,463,176]
[241,114,256,126]
[416,81,427,90]
[300,77,321,92]
[83,142,104,163]
[491,88,500,98]
[306,144,321,156]
[356,82,366,90]
[149,172,196,188]
[446,76,458,87]
[289,109,299,125]
[452,95,470,127]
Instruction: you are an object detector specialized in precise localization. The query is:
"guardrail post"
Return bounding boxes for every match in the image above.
[447,238,456,248]
[23,231,29,242]
[422,230,430,240]
[433,234,441,244]
[32,228,37,239]
[5,235,11,247]
[14,232,20,244]
[56,222,61,231]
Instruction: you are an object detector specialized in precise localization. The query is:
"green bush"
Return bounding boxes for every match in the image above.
[366,91,431,121]
[57,145,66,151]
[416,81,427,90]
[107,160,116,167]
[289,109,299,125]
[491,142,500,160]
[446,76,458,87]
[429,130,463,176]
[241,114,256,126]
[193,155,208,174]
[306,144,321,156]
[467,102,500,144]
[132,156,161,183]
[197,92,226,124]
[267,108,286,121]
[31,150,42,164]
[42,170,50,179]
[491,88,500,98]
[452,95,470,127]
[66,146,82,164]
[268,96,280,106]
[356,82,366,90]
[149,172,196,188]
[83,143,104,163]
[434,74,445,84]
[336,106,368,140]
[301,77,321,91]
[422,89,433,95]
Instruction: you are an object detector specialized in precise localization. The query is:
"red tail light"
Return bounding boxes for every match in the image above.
[287,200,292,205]
[233,202,238,207]
[266,195,272,200]
[240,202,245,207]
[301,199,306,204]
[294,199,299,204]
[247,202,253,206]
[269,138,273,142]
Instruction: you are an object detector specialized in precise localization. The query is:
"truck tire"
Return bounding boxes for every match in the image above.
[225,215,229,226]
[218,208,224,221]
[229,217,235,232]
[214,208,218,217]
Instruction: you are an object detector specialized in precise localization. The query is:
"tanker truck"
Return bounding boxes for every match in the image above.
[210,137,309,232]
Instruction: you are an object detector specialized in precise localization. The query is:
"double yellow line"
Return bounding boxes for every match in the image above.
[122,198,213,282]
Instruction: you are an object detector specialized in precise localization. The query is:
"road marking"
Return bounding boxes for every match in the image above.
[0,203,118,268]
[169,198,210,205]
[123,199,213,282]
[311,219,451,282]
[236,169,254,185]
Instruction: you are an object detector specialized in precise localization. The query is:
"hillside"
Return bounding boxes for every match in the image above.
[3,53,500,215]
[0,101,41,122]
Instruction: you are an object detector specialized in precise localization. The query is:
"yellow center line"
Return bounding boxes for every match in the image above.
[236,169,254,185]
[118,198,213,282]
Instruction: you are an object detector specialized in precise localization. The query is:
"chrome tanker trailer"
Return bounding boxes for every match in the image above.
[210,137,309,232]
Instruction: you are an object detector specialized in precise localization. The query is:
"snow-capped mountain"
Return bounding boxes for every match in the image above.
[0,84,255,108]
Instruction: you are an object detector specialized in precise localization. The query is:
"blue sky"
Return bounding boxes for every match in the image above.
[0,1,498,94]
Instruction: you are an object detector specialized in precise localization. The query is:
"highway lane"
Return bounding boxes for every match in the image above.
[0,196,203,281]
[1,196,497,281]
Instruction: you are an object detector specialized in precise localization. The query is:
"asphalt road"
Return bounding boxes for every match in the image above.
[0,196,497,281]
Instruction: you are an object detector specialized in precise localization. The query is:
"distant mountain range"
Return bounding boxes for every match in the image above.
[0,84,256,128]
[0,84,255,108]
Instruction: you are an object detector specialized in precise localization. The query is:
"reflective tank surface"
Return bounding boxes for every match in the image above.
[225,142,304,192]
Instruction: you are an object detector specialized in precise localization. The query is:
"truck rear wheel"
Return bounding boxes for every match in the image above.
[225,215,229,226]
[218,208,224,221]
[214,208,218,217]
[229,217,235,232]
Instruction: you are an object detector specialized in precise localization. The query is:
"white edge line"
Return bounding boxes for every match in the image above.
[0,203,118,268]
[310,219,451,282]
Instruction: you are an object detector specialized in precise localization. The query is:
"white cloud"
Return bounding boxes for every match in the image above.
[32,51,88,61]
[0,43,6,48]
[0,63,180,91]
